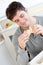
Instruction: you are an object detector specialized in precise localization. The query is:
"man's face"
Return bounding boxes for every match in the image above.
[12,10,33,29]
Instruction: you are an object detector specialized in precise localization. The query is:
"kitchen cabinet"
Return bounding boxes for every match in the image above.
[0,20,19,65]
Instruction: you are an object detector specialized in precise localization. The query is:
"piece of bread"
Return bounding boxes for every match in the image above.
[26,27,32,34]
[24,27,32,37]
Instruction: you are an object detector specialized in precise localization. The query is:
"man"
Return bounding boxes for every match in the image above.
[6,1,43,65]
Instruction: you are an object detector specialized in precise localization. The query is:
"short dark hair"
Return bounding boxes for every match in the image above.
[6,1,25,20]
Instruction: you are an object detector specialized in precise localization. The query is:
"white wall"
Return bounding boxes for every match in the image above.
[0,0,43,19]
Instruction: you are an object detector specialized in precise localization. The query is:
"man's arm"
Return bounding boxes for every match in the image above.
[12,27,29,65]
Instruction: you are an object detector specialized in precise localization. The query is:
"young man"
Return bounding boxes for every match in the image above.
[6,1,43,65]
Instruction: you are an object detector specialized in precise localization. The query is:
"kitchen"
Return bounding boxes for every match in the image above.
[0,0,43,65]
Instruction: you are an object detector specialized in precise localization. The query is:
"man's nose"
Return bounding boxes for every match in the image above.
[19,18,26,23]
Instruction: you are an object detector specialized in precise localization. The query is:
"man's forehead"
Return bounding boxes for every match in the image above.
[12,10,25,21]
[16,10,25,15]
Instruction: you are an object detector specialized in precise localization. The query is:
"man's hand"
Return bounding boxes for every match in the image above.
[33,24,43,35]
[18,27,32,49]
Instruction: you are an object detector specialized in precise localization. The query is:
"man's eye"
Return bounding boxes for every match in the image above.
[20,14,24,18]
[15,19,19,22]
